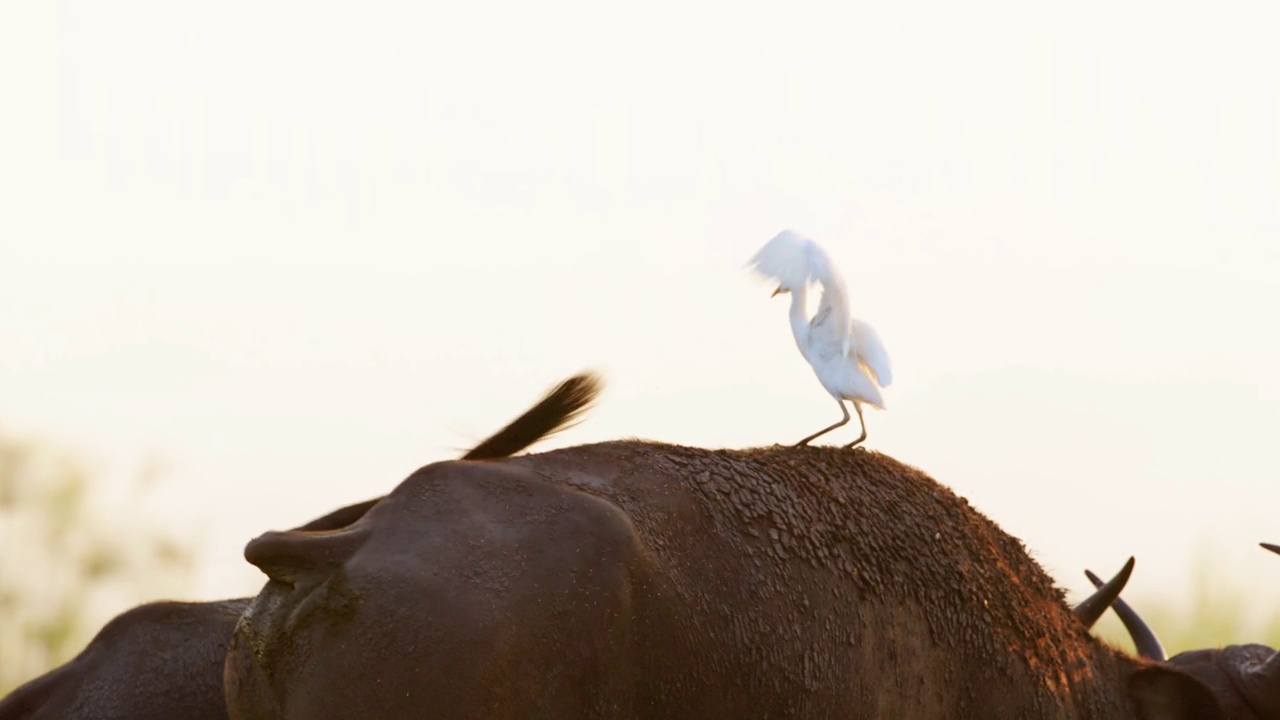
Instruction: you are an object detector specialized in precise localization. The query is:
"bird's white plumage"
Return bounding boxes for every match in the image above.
[749,229,892,446]
[749,229,852,346]
[850,318,892,387]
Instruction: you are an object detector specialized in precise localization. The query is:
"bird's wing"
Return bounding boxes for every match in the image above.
[803,239,851,339]
[850,318,892,387]
[749,230,852,323]
[748,230,814,289]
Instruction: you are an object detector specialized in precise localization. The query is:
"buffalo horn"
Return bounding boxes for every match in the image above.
[1072,556,1135,629]
[1084,569,1166,661]
[1262,542,1280,556]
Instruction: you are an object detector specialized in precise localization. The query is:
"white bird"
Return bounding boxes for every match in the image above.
[748,229,892,448]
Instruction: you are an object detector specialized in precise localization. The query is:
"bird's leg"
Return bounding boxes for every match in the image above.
[842,403,867,449]
[795,400,851,447]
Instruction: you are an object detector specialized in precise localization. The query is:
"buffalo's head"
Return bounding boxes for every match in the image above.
[1087,543,1280,720]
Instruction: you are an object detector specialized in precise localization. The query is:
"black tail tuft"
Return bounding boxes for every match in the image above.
[463,372,604,461]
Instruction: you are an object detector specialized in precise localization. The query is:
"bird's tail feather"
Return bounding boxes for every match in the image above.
[850,319,892,387]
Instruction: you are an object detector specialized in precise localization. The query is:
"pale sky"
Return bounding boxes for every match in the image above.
[2,0,1278,638]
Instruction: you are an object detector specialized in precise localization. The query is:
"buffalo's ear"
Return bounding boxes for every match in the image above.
[1225,645,1280,718]
[1127,667,1226,720]
[244,523,373,587]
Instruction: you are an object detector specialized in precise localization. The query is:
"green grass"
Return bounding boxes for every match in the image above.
[0,428,192,696]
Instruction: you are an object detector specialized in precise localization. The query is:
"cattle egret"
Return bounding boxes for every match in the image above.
[749,229,892,448]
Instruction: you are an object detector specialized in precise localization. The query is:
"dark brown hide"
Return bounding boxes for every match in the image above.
[0,600,246,720]
[1160,646,1280,719]
[224,443,1220,719]
[0,373,602,719]
[0,494,385,720]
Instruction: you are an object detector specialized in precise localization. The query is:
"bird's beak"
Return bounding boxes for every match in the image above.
[771,286,784,297]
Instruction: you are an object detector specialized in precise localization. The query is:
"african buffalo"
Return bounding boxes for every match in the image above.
[1086,544,1280,719]
[0,599,247,720]
[225,443,1233,719]
[0,374,601,720]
